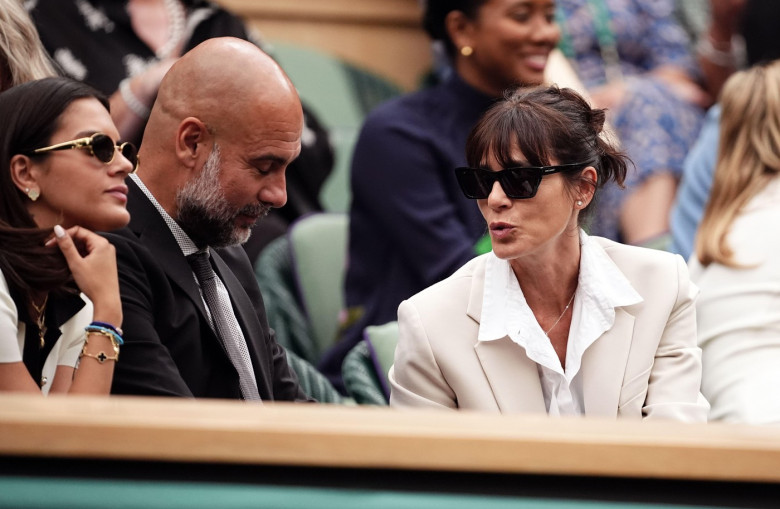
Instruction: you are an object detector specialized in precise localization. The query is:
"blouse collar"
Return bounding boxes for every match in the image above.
[478,230,642,376]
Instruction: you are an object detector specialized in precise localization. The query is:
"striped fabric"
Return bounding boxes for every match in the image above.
[342,341,387,406]
[253,237,319,364]
[285,349,347,404]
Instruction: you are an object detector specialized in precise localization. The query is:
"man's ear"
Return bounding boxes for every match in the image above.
[9,154,39,194]
[445,10,475,55]
[175,117,210,169]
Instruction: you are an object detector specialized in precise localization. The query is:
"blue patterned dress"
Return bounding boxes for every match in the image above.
[557,0,704,241]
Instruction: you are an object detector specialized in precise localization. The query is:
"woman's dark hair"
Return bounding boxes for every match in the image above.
[0,77,109,304]
[465,85,629,225]
[422,0,488,57]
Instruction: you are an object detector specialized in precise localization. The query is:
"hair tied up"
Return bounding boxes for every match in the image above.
[587,107,606,135]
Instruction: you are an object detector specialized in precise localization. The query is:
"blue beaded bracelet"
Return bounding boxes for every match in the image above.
[85,325,124,346]
[90,321,123,337]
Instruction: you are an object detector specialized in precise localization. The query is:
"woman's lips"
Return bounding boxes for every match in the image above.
[490,222,515,239]
[106,185,128,203]
[523,54,549,72]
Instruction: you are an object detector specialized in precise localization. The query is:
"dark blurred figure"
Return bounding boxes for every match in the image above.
[29,0,333,258]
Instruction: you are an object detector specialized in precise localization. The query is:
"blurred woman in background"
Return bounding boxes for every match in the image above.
[556,0,707,246]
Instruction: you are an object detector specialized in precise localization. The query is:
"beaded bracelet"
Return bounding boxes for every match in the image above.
[89,321,123,337]
[80,333,119,364]
[696,34,747,69]
[119,78,151,119]
[85,324,124,346]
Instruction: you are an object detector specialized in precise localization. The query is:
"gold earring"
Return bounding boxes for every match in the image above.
[26,188,40,201]
[460,46,473,57]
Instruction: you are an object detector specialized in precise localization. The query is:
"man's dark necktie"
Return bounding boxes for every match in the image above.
[187,250,261,401]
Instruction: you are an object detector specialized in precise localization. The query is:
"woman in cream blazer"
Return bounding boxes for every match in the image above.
[389,85,708,421]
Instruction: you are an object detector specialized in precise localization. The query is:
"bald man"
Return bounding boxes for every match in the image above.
[105,38,309,400]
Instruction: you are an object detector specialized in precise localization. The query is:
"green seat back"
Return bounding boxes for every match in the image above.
[341,341,387,406]
[271,42,403,213]
[284,349,351,404]
[254,236,318,364]
[363,321,399,398]
[288,213,349,359]
[341,321,399,405]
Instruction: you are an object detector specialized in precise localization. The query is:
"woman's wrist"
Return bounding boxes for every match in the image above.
[91,304,122,330]
[696,30,746,69]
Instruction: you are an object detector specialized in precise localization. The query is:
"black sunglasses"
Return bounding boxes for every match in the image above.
[455,162,589,200]
[31,133,138,172]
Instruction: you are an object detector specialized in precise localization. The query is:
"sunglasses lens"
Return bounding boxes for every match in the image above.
[502,168,541,199]
[456,168,493,199]
[91,134,116,163]
[455,167,543,200]
[120,142,138,168]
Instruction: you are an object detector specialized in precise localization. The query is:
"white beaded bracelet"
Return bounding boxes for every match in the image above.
[696,34,747,69]
[119,78,151,119]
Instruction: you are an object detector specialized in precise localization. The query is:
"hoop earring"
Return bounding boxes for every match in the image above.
[460,46,473,57]
[26,188,40,202]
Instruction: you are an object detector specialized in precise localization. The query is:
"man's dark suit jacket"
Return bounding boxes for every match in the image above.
[105,179,309,401]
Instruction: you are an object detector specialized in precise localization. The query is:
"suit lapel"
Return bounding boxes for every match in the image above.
[466,258,546,414]
[126,180,211,324]
[581,308,636,417]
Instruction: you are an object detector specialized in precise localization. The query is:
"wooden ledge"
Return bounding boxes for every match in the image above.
[216,0,422,26]
[1,394,779,483]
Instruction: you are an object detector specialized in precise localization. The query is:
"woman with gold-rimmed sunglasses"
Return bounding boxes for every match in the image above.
[0,76,134,394]
[389,85,708,421]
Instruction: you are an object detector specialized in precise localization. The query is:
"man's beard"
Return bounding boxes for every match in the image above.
[175,144,270,248]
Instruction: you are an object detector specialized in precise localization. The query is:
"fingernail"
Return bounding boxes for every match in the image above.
[54,225,65,238]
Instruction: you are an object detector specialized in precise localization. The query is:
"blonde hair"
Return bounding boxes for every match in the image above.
[696,60,780,267]
[0,0,57,91]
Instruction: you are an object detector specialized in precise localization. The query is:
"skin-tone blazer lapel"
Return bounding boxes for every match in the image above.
[467,263,547,414]
[467,254,639,417]
[580,308,637,417]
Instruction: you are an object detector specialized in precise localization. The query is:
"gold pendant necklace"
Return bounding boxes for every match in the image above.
[544,290,576,337]
[31,295,48,348]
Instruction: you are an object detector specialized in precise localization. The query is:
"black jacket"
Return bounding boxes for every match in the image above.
[105,179,309,401]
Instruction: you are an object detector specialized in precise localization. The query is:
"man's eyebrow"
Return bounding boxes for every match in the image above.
[250,154,289,165]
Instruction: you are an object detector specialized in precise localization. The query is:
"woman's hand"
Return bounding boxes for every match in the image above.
[652,66,711,108]
[589,81,629,111]
[48,225,122,327]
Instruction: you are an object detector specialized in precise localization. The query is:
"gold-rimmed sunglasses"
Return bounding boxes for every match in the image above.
[31,133,138,173]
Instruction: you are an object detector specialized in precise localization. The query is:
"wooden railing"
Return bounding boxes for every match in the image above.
[216,0,431,91]
[1,394,780,483]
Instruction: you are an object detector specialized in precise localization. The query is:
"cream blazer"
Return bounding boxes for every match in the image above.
[389,237,708,422]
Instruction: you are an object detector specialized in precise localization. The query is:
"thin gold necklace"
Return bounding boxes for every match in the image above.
[544,290,576,337]
[31,295,48,348]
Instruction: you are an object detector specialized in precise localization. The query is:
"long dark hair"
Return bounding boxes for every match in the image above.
[465,85,630,225]
[422,0,488,58]
[0,77,109,304]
